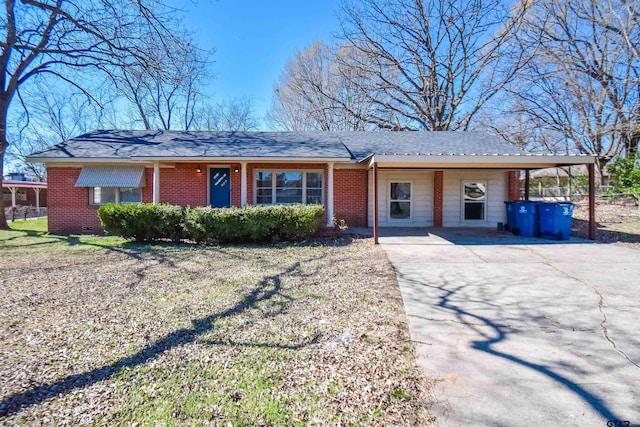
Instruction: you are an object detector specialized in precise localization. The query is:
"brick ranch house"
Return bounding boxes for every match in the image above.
[26,130,597,241]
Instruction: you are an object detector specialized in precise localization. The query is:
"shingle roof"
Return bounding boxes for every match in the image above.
[334,131,528,159]
[27,129,529,162]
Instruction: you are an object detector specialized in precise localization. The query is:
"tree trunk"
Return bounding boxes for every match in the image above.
[0,92,9,229]
[0,145,9,230]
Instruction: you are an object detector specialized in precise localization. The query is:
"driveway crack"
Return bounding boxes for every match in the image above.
[593,287,640,369]
[546,262,640,370]
[464,246,488,263]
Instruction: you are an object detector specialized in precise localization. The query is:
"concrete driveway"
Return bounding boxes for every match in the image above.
[380,228,640,426]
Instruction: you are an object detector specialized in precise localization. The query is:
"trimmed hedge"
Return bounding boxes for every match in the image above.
[185,204,324,244]
[98,203,184,243]
[97,203,324,244]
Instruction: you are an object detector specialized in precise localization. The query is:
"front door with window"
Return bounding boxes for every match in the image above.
[210,168,231,207]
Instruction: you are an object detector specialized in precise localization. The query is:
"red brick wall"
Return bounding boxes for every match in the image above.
[47,167,102,235]
[231,164,241,207]
[433,171,443,227]
[160,164,208,206]
[142,167,153,203]
[334,168,368,227]
[145,164,242,207]
[508,171,521,201]
[47,163,371,234]
[27,188,47,207]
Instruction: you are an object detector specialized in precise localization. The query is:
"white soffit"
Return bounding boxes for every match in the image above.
[75,166,145,187]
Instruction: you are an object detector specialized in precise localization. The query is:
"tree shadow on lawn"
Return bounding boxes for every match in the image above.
[400,271,624,422]
[0,260,313,419]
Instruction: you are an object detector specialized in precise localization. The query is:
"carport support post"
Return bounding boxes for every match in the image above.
[588,163,596,240]
[373,162,379,245]
[525,170,530,201]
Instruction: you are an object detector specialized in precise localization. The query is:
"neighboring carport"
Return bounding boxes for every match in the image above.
[381,231,640,426]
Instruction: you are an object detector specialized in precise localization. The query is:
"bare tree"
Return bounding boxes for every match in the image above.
[475,100,571,155]
[266,39,374,131]
[197,97,260,131]
[596,0,640,156]
[6,80,113,180]
[0,0,195,229]
[336,0,532,131]
[505,0,640,179]
[109,32,212,130]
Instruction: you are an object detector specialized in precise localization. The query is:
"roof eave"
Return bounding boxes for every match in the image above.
[28,156,354,164]
[363,154,597,169]
[27,157,141,164]
[129,156,353,163]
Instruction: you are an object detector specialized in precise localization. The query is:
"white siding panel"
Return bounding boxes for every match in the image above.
[443,170,508,227]
[368,170,433,227]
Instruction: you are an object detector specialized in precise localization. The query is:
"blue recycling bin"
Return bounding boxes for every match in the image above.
[537,203,574,240]
[504,201,538,237]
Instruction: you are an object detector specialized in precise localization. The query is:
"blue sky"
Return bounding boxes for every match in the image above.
[183,0,343,127]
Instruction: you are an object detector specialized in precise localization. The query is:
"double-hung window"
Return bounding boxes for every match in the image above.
[255,170,323,205]
[389,182,412,220]
[462,181,487,221]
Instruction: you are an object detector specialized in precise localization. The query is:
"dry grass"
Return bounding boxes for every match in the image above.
[0,224,433,426]
[571,198,640,249]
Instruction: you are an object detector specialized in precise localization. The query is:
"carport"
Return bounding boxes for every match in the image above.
[367,153,597,244]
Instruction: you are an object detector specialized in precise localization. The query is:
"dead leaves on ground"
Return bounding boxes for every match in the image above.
[0,238,433,425]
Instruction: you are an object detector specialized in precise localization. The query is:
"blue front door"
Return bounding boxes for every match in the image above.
[210,168,231,207]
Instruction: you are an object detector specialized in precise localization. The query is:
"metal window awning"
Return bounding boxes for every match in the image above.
[75,166,145,187]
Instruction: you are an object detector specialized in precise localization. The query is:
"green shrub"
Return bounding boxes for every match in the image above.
[605,155,640,197]
[98,203,184,242]
[185,204,324,244]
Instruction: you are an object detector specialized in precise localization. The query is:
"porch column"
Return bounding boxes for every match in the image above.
[34,188,41,213]
[326,162,334,227]
[434,171,443,227]
[524,170,530,200]
[588,163,596,240]
[373,162,379,245]
[240,161,248,206]
[8,186,17,207]
[153,162,160,205]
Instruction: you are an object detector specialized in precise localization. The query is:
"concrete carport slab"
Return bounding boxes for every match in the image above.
[380,228,640,427]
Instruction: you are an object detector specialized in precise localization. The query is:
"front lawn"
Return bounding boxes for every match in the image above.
[0,223,432,425]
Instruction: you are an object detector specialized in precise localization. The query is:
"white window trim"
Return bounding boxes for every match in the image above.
[253,169,324,205]
[461,180,488,223]
[89,187,142,206]
[387,180,413,222]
